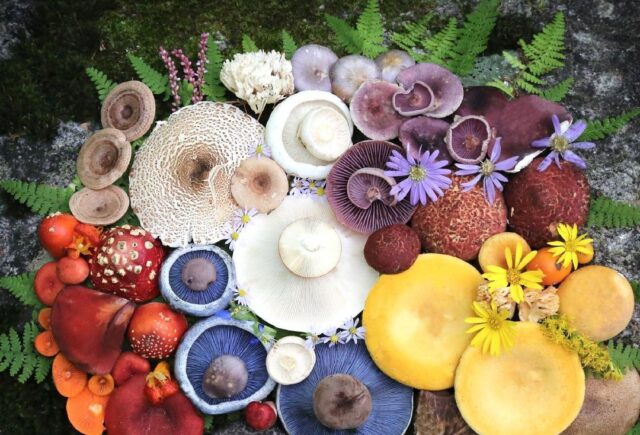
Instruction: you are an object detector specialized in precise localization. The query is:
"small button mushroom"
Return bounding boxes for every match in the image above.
[266,336,316,385]
[346,168,397,209]
[313,374,372,430]
[375,49,416,83]
[202,355,249,399]
[181,257,217,291]
[297,107,352,161]
[330,55,381,103]
[291,44,338,92]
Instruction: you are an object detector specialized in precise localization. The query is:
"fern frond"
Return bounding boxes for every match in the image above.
[241,35,259,53]
[0,180,74,215]
[203,415,214,431]
[542,77,574,101]
[0,323,50,384]
[607,341,640,373]
[0,272,41,308]
[127,54,168,95]
[325,13,363,54]
[421,18,458,67]
[587,195,640,228]
[202,39,226,102]
[391,13,433,55]
[502,50,526,70]
[580,108,640,141]
[115,209,140,227]
[356,0,386,58]
[178,80,194,107]
[629,422,640,435]
[486,79,515,97]
[519,12,566,76]
[86,67,116,102]
[631,280,640,301]
[281,30,297,59]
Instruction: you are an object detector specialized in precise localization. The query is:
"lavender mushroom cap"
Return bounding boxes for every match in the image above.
[330,55,381,103]
[398,117,452,163]
[396,63,464,118]
[446,115,491,164]
[350,80,405,141]
[392,81,435,116]
[291,44,338,92]
[375,49,416,83]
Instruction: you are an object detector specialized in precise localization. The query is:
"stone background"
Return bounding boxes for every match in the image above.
[0,0,638,433]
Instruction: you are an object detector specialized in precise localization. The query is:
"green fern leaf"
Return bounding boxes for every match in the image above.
[35,354,51,383]
[542,77,574,102]
[581,108,640,141]
[202,39,226,102]
[127,54,168,95]
[86,67,116,102]
[607,341,640,373]
[631,280,640,301]
[587,196,640,228]
[486,79,515,97]
[18,323,37,383]
[356,0,386,58]
[421,18,458,67]
[502,50,526,70]
[391,13,433,55]
[241,34,259,53]
[281,30,298,59]
[515,77,542,95]
[519,12,566,76]
[0,272,42,308]
[178,80,194,107]
[0,180,74,215]
[325,13,363,54]
[8,329,23,376]
[0,323,50,384]
[203,415,214,431]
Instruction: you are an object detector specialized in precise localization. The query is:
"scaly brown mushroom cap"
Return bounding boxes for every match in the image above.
[101,81,156,141]
[69,185,130,226]
[77,128,132,189]
[231,157,288,213]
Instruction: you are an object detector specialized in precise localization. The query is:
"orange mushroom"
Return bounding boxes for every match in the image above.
[37,308,52,330]
[66,386,110,435]
[34,330,59,357]
[53,353,88,398]
[88,374,115,397]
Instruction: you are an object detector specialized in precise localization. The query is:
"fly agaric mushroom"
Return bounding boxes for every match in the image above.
[129,102,264,247]
[266,336,316,385]
[76,128,132,189]
[69,185,130,226]
[232,195,378,332]
[330,55,381,103]
[101,81,156,141]
[174,316,276,414]
[398,116,452,162]
[88,225,164,302]
[350,80,405,141]
[266,91,353,179]
[375,49,415,83]
[277,342,413,434]
[160,245,236,317]
[445,115,491,164]
[291,44,338,92]
[127,302,188,359]
[231,157,288,213]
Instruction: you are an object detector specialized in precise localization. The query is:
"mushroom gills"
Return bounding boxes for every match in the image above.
[297,107,352,162]
[202,354,249,399]
[446,115,491,163]
[313,374,372,430]
[392,81,436,116]
[181,257,217,291]
[347,167,397,209]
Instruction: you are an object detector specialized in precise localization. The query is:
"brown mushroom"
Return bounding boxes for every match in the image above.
[77,128,132,189]
[231,157,288,213]
[101,81,156,141]
[69,186,130,225]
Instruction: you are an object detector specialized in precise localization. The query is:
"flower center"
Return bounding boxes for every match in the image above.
[241,214,251,224]
[564,239,577,253]
[349,327,357,334]
[551,135,570,152]
[330,335,339,343]
[487,315,502,330]
[480,159,495,176]
[506,268,521,285]
[238,288,246,297]
[231,232,239,241]
[409,165,426,181]
[316,187,326,196]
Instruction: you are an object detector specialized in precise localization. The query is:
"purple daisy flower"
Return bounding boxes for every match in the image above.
[455,138,518,204]
[385,149,452,206]
[531,114,596,171]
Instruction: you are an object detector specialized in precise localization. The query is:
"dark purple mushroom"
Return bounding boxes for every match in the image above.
[313,374,372,430]
[392,81,435,116]
[350,80,404,141]
[346,168,397,209]
[456,86,509,121]
[202,354,249,399]
[291,44,338,92]
[375,49,416,83]
[330,55,381,102]
[445,115,491,164]
[396,63,464,118]
[398,117,452,163]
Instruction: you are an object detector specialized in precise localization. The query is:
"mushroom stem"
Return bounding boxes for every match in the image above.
[346,167,397,209]
[313,374,372,430]
[202,354,249,399]
[297,107,351,162]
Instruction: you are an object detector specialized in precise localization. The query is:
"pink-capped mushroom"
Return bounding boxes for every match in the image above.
[398,117,452,163]
[350,80,404,141]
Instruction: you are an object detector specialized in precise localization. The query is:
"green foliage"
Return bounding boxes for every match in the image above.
[178,80,194,107]
[202,39,226,102]
[325,14,363,54]
[541,77,574,102]
[127,53,168,95]
[281,30,297,59]
[587,196,640,228]
[629,422,640,435]
[0,322,51,384]
[241,34,259,52]
[607,341,640,374]
[421,18,459,66]
[0,273,42,309]
[325,0,385,58]
[632,280,640,301]
[391,13,433,53]
[580,108,640,141]
[85,67,116,102]
[203,415,214,431]
[229,303,281,344]
[0,180,74,215]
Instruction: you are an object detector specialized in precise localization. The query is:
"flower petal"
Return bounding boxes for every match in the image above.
[537,152,556,172]
[518,249,538,269]
[562,150,587,169]
[490,138,502,162]
[515,243,523,268]
[564,120,587,142]
[505,246,513,269]
[531,137,551,148]
[570,141,596,150]
[551,114,562,136]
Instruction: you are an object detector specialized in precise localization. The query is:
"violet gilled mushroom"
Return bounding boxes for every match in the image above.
[395,63,464,118]
[445,115,492,164]
[291,44,338,92]
[375,49,415,83]
[398,117,452,163]
[350,80,405,141]
[330,55,381,103]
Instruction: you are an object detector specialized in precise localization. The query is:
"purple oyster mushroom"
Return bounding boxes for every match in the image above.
[446,115,492,164]
[392,81,435,116]
[532,114,595,171]
[326,140,417,234]
[395,63,464,118]
[398,117,452,163]
[330,55,381,102]
[375,49,416,83]
[291,44,338,92]
[350,80,405,141]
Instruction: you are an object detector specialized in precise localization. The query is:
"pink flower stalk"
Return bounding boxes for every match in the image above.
[159,46,181,111]
[193,32,209,103]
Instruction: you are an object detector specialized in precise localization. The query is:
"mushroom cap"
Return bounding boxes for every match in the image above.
[77,128,132,189]
[292,44,338,92]
[330,55,381,103]
[101,81,156,141]
[326,140,417,234]
[202,354,249,399]
[454,322,585,435]
[277,342,413,435]
[174,316,276,415]
[313,374,372,430]
[445,115,491,164]
[69,185,130,226]
[231,157,288,213]
[363,254,483,389]
[350,80,405,141]
[160,244,236,317]
[396,63,464,118]
[233,195,378,332]
[392,81,435,116]
[375,49,416,83]
[129,102,264,247]
[266,91,353,179]
[398,116,451,162]
[266,336,316,385]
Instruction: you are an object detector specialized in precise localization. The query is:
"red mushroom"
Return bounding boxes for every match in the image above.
[127,302,188,359]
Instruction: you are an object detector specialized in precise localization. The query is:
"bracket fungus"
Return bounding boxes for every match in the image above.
[266,336,316,385]
[445,115,491,164]
[398,117,451,162]
[77,128,132,189]
[326,140,416,234]
[375,49,415,83]
[160,245,236,317]
[350,80,405,141]
[330,55,381,103]
[277,342,413,434]
[233,195,378,332]
[454,322,585,435]
[129,102,264,247]
[174,316,276,414]
[101,81,156,141]
[291,44,338,92]
[231,157,288,213]
[69,185,130,226]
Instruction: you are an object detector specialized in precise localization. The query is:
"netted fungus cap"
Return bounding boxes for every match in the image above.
[129,102,264,247]
[446,115,491,164]
[77,128,132,189]
[350,80,405,141]
[266,336,316,385]
[69,186,129,226]
[231,157,288,213]
[101,81,156,141]
[396,63,464,118]
[233,196,378,332]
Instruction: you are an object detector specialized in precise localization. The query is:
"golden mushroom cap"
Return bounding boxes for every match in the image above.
[363,253,483,390]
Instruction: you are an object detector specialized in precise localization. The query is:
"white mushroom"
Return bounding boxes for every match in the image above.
[266,336,316,385]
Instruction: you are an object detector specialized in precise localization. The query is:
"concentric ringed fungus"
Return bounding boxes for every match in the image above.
[160,245,236,317]
[129,102,264,247]
[77,128,132,189]
[231,156,288,213]
[69,185,129,226]
[266,336,316,385]
[174,316,276,414]
[233,196,378,332]
[101,81,156,141]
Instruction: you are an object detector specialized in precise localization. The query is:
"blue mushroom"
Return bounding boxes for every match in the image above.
[160,244,235,317]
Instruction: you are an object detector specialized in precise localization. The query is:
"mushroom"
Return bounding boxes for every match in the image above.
[375,49,416,83]
[69,185,130,226]
[392,81,435,116]
[395,63,464,118]
[445,115,491,164]
[77,128,132,189]
[232,195,378,332]
[160,244,236,317]
[326,140,416,234]
[174,316,276,414]
[266,336,316,385]
[291,44,338,92]
[330,55,381,102]
[101,81,156,141]
[277,342,414,434]
[398,116,452,162]
[129,102,264,247]
[350,80,405,141]
[266,91,353,179]
[231,157,288,213]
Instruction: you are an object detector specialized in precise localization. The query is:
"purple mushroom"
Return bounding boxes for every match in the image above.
[350,80,405,141]
[375,49,416,83]
[291,44,338,92]
[445,115,492,164]
[392,81,435,116]
[398,117,452,163]
[330,55,381,103]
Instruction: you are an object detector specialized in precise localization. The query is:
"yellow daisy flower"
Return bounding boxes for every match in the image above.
[465,301,516,356]
[482,243,544,303]
[547,223,593,270]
